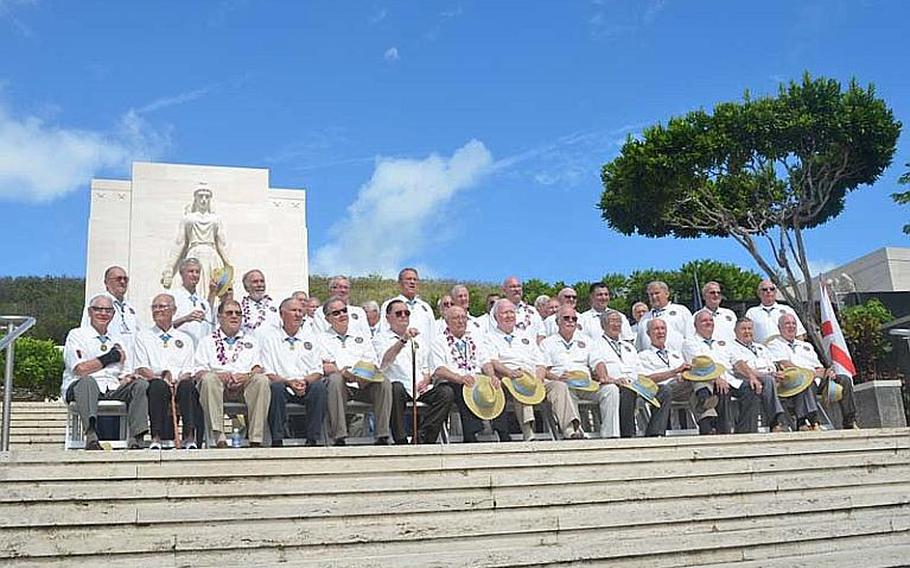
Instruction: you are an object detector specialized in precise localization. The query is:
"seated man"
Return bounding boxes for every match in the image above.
[63,294,148,450]
[726,318,790,432]
[487,299,575,441]
[133,293,201,449]
[767,313,853,428]
[594,310,645,437]
[540,305,618,439]
[431,305,509,442]
[682,310,760,434]
[320,296,393,446]
[260,297,329,447]
[194,300,271,447]
[376,299,454,444]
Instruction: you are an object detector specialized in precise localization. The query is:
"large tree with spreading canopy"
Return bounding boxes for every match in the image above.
[599,74,901,357]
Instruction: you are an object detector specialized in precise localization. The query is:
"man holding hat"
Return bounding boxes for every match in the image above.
[540,305,618,439]
[682,310,761,434]
[431,305,509,442]
[487,299,574,441]
[726,318,791,432]
[320,296,392,446]
[171,258,213,346]
[376,299,454,444]
[768,313,854,429]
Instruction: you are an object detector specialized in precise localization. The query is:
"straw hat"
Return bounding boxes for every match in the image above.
[211,264,235,297]
[824,379,844,403]
[777,366,815,398]
[502,370,546,405]
[350,360,383,382]
[682,356,726,382]
[463,375,506,420]
[621,375,662,408]
[564,370,598,392]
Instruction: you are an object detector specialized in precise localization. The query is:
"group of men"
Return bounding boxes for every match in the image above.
[62,260,857,450]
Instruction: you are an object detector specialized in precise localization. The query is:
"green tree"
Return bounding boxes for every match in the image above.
[599,74,901,359]
[0,337,64,400]
[891,162,910,234]
[840,299,893,379]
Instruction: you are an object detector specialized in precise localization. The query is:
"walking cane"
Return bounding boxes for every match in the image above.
[166,372,181,449]
[410,339,419,445]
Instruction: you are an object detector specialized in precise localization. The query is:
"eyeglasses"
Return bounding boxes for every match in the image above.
[564,295,577,300]
[393,310,411,317]
[760,286,776,292]
[107,276,129,282]
[89,307,115,314]
[561,316,578,322]
[329,308,348,317]
[706,291,722,295]
[151,304,174,310]
[222,310,243,316]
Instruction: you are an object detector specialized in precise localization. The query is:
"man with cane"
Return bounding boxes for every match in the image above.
[375,299,454,444]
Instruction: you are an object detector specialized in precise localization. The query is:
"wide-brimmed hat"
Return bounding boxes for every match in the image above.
[211,264,235,296]
[564,370,598,392]
[350,360,383,382]
[463,375,506,420]
[777,366,815,398]
[682,356,726,382]
[621,375,662,408]
[502,370,546,405]
[824,379,844,403]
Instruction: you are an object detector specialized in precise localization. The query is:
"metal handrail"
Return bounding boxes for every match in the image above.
[1,315,37,452]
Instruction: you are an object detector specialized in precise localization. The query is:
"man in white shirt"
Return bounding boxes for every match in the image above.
[580,282,634,344]
[589,310,642,438]
[260,297,328,447]
[629,301,648,338]
[239,269,281,336]
[487,299,574,441]
[726,318,789,432]
[171,258,212,346]
[743,279,806,343]
[320,296,392,446]
[195,299,271,447]
[502,276,542,339]
[636,281,692,352]
[539,288,592,339]
[431,305,508,442]
[696,281,738,344]
[767,313,852,428]
[315,275,371,338]
[362,300,381,338]
[133,293,199,449]
[376,299,455,444]
[81,265,139,357]
[540,305,618,439]
[434,294,455,336]
[682,310,760,434]
[64,295,148,450]
[379,268,435,340]
[474,293,501,336]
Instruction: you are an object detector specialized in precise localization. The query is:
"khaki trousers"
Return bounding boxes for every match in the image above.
[571,383,621,438]
[326,372,392,440]
[511,380,580,437]
[199,372,271,443]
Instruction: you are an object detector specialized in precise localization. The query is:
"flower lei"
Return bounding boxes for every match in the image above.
[445,328,478,372]
[515,302,534,331]
[241,294,273,330]
[213,330,246,366]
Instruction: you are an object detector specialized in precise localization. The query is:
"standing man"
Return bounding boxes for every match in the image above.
[315,276,371,338]
[502,276,542,339]
[475,293,502,335]
[172,258,212,346]
[379,268,435,340]
[539,288,587,339]
[768,313,854,429]
[82,266,139,356]
[431,306,508,442]
[450,284,485,335]
[260,298,328,447]
[540,305,619,439]
[487,299,576,441]
[696,281,738,344]
[320,296,393,446]
[682,311,760,434]
[240,269,281,336]
[629,301,649,338]
[726,318,790,432]
[744,279,806,343]
[636,281,693,352]
[580,282,634,344]
[376,299,455,444]
[134,293,201,449]
[64,295,148,450]
[194,300,272,447]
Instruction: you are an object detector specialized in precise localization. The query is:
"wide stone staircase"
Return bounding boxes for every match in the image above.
[1,428,909,567]
[0,400,67,448]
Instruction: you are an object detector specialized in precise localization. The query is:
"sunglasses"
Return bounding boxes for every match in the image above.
[222,310,243,316]
[562,316,578,322]
[393,310,411,317]
[760,287,777,292]
[329,308,349,316]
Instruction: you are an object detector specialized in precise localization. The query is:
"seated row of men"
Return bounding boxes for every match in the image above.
[63,262,856,449]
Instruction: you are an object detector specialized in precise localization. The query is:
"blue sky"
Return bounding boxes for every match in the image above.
[0,0,908,283]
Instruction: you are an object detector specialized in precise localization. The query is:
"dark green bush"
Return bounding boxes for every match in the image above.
[0,337,63,400]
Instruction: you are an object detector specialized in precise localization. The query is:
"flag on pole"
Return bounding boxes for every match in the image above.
[819,280,856,379]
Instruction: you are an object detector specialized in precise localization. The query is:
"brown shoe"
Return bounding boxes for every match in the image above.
[215,440,228,449]
[85,440,103,451]
[771,424,788,433]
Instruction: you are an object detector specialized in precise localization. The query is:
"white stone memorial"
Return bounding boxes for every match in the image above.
[85,161,309,326]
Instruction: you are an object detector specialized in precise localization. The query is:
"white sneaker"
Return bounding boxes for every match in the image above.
[148,442,162,450]
[182,441,198,450]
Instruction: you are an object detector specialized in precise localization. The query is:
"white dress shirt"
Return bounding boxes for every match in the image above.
[240,295,281,336]
[81,293,138,353]
[726,339,777,376]
[766,336,823,370]
[374,329,430,396]
[694,306,738,344]
[194,329,263,374]
[379,294,435,340]
[744,303,806,343]
[172,286,213,346]
[593,333,643,381]
[539,332,602,378]
[314,303,372,339]
[260,326,325,381]
[320,327,378,384]
[638,346,686,385]
[430,328,491,376]
[580,309,635,343]
[62,325,127,393]
[133,325,195,379]
[485,325,545,373]
[636,303,692,352]
[681,335,742,388]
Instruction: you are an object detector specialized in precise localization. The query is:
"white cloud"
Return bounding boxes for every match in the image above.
[312,139,493,276]
[0,101,169,202]
[136,87,212,114]
[384,47,400,61]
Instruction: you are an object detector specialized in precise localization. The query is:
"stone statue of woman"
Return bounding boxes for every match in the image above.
[160,184,231,295]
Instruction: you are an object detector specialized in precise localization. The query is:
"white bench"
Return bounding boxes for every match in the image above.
[64,400,129,449]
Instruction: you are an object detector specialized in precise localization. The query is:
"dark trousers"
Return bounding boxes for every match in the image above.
[147,378,204,443]
[267,379,328,444]
[716,381,762,434]
[445,380,511,442]
[824,375,857,428]
[619,381,695,437]
[390,381,455,444]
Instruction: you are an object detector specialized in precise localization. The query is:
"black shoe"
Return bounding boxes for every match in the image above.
[496,431,513,442]
[304,439,318,447]
[394,438,409,445]
[333,437,347,446]
[271,439,284,448]
[698,418,716,435]
[85,440,103,451]
[249,441,262,448]
[374,437,390,445]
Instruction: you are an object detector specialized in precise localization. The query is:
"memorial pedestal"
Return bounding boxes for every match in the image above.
[854,379,907,428]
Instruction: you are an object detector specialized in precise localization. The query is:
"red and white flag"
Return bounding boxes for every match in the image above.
[819,281,856,380]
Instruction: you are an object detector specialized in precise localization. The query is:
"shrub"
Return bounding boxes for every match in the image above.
[0,337,63,400]
[841,299,893,379]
